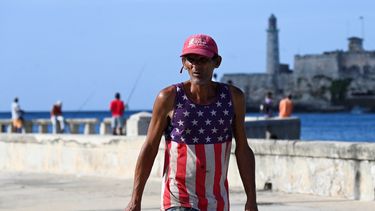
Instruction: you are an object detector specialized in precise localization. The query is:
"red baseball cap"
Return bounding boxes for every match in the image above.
[181,34,218,58]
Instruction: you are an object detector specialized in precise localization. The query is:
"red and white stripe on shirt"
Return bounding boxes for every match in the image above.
[161,140,232,211]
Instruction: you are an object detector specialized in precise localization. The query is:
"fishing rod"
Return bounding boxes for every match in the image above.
[76,90,96,112]
[126,63,147,109]
[68,63,145,117]
[68,89,96,119]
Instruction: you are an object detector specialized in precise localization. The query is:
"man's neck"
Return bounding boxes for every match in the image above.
[184,81,218,104]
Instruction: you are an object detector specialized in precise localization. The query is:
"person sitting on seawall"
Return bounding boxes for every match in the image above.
[260,91,274,118]
[11,97,25,133]
[110,92,125,135]
[279,94,293,118]
[51,101,66,133]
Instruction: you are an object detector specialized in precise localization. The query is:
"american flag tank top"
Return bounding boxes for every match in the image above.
[162,82,234,211]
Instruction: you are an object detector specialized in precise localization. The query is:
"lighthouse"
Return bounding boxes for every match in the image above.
[266,14,280,75]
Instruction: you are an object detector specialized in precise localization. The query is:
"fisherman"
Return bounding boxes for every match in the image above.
[51,101,66,133]
[260,91,274,118]
[110,92,126,135]
[11,97,25,133]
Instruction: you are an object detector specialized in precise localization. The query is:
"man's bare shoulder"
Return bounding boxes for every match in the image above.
[157,85,176,101]
[152,85,177,113]
[151,85,177,118]
[227,84,244,99]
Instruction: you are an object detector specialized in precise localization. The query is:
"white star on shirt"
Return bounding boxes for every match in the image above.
[171,134,175,139]
[193,137,199,143]
[191,119,198,126]
[183,111,190,117]
[218,136,223,142]
[175,128,180,134]
[228,101,232,107]
[176,87,181,92]
[223,109,229,115]
[216,102,222,107]
[218,119,225,125]
[181,137,185,142]
[197,110,204,117]
[190,104,196,108]
[198,128,205,134]
[178,120,184,126]
[205,136,211,143]
[177,103,183,109]
[224,128,228,132]
[185,128,191,134]
[211,127,218,134]
[220,93,226,99]
[205,119,211,125]
[183,95,188,100]
[210,110,217,116]
[225,134,229,139]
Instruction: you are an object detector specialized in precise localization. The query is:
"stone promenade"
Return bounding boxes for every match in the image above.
[0,171,374,211]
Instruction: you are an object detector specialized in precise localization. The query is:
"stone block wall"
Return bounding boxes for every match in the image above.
[126,112,152,136]
[249,140,375,201]
[294,53,340,80]
[221,73,295,110]
[341,53,375,76]
[0,134,374,200]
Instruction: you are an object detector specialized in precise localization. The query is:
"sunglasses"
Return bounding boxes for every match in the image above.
[180,55,216,73]
[185,56,212,65]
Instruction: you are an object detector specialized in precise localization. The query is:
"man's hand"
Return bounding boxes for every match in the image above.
[245,200,258,211]
[125,201,140,211]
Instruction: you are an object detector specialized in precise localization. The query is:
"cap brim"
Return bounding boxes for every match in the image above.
[180,48,214,58]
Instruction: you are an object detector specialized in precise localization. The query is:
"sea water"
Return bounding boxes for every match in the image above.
[0,111,374,142]
[298,113,375,142]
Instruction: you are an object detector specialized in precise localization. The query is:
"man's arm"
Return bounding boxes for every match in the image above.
[230,86,258,211]
[125,86,175,211]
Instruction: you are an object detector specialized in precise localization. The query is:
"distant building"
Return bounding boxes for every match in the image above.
[222,15,375,112]
[294,36,375,109]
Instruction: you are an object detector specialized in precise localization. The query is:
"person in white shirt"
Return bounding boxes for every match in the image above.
[51,101,66,133]
[11,97,25,133]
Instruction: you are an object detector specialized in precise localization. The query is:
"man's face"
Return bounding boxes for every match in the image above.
[182,54,217,85]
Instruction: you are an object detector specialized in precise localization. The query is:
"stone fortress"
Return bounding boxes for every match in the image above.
[221,14,375,112]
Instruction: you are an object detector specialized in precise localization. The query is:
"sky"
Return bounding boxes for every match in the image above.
[1,0,374,112]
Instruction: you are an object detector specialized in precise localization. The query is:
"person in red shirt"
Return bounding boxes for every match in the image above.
[110,92,125,135]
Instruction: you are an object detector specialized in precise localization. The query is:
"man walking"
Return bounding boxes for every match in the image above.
[125,34,258,211]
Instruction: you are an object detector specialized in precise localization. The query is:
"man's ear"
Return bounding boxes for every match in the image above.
[214,56,222,68]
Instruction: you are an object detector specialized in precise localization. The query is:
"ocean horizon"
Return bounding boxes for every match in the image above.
[1,110,374,143]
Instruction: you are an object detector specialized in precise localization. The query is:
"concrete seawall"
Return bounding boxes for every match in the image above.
[252,140,375,201]
[0,134,374,201]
